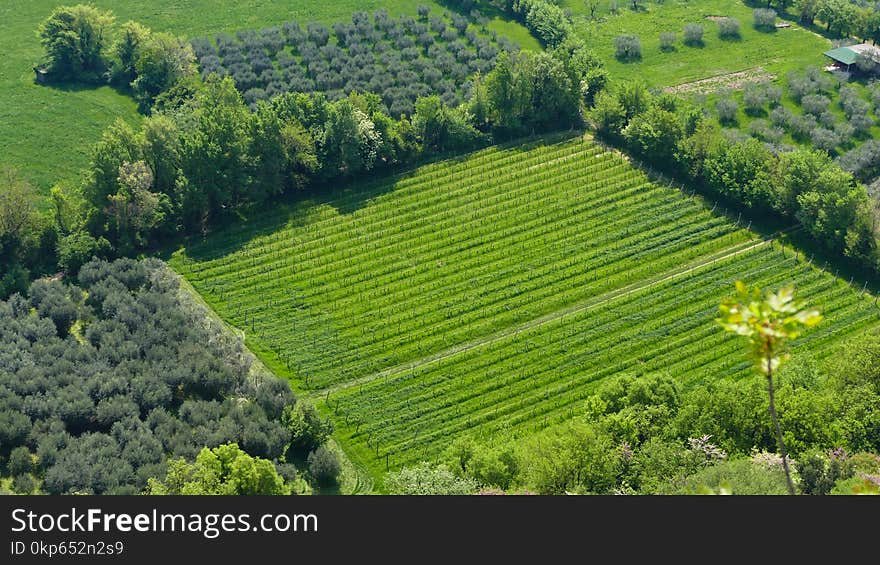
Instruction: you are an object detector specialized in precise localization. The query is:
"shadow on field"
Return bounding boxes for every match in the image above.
[40,78,132,98]
[174,131,581,262]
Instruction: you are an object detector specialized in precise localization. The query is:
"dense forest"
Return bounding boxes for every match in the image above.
[0,258,335,494]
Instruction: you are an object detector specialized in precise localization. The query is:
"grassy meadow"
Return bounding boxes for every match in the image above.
[569,0,830,87]
[0,0,536,200]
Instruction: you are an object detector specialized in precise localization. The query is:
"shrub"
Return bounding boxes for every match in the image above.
[683,24,704,46]
[810,127,840,153]
[743,83,767,115]
[659,32,676,52]
[769,105,792,127]
[717,17,741,39]
[307,445,341,487]
[753,8,777,30]
[788,113,818,141]
[665,458,789,494]
[12,474,36,495]
[801,94,830,116]
[614,34,642,61]
[386,462,479,494]
[716,97,739,124]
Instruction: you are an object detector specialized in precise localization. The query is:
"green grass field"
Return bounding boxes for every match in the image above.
[0,0,537,200]
[571,0,830,87]
[169,134,880,483]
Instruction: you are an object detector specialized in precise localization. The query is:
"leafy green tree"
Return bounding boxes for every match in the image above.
[796,0,819,24]
[281,120,320,190]
[795,172,875,263]
[0,169,45,298]
[106,160,168,252]
[140,115,182,200]
[248,103,287,202]
[179,76,251,227]
[109,21,151,86]
[623,105,684,163]
[703,137,775,210]
[616,80,650,122]
[718,281,822,494]
[132,32,197,108]
[321,99,375,177]
[82,119,142,235]
[519,52,579,131]
[413,96,482,152]
[585,0,600,19]
[590,91,627,137]
[37,4,115,81]
[282,402,334,453]
[56,230,110,275]
[483,52,525,133]
[444,438,519,490]
[146,443,289,495]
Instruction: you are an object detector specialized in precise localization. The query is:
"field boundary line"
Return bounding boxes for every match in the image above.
[310,231,792,399]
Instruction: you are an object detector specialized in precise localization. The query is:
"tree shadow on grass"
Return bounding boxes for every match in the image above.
[38,76,133,98]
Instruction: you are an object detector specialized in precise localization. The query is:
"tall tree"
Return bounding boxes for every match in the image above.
[109,21,151,86]
[180,77,252,228]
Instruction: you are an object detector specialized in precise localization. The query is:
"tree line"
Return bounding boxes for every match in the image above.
[591,81,879,272]
[0,258,337,494]
[3,28,604,297]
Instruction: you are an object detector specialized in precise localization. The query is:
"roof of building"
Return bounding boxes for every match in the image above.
[824,43,880,66]
[824,46,859,66]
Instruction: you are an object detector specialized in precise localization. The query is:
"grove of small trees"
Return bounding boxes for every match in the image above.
[0,258,336,494]
[191,8,513,117]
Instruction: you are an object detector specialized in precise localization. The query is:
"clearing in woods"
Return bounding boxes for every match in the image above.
[169,133,880,484]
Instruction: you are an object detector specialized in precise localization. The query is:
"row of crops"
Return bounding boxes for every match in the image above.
[190,8,516,113]
[172,135,757,391]
[328,242,880,472]
[172,133,880,479]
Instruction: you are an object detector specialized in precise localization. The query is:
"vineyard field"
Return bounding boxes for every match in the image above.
[169,134,880,482]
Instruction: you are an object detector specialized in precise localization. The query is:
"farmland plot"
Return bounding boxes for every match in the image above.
[170,134,880,479]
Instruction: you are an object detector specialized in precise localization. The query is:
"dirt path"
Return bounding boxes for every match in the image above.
[664,67,776,95]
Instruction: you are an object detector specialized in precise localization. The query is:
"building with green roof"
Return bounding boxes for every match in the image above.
[823,43,880,72]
